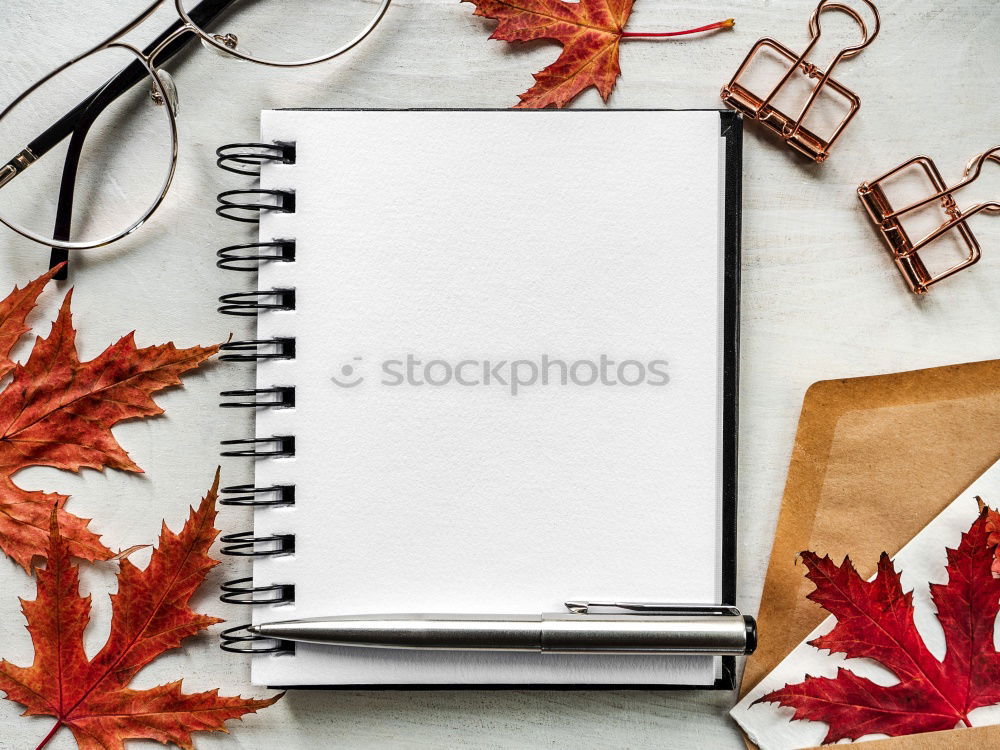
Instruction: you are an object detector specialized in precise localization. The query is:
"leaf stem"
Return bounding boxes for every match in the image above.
[621,19,735,38]
[36,721,63,750]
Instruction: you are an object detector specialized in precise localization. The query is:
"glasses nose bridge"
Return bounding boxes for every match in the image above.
[96,0,178,49]
[145,24,200,67]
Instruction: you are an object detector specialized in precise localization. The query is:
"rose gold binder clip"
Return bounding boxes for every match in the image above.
[721,0,880,163]
[858,147,1000,294]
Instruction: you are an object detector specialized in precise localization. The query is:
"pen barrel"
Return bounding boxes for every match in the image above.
[541,614,755,655]
[255,615,544,650]
[252,613,758,655]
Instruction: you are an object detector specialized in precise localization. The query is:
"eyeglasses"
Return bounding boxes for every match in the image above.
[0,0,391,277]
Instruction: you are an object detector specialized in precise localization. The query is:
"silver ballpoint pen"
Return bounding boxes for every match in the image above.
[248,602,757,656]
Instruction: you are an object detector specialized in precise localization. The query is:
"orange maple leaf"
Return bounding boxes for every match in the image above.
[0,268,57,379]
[0,267,217,571]
[0,472,280,750]
[463,0,733,109]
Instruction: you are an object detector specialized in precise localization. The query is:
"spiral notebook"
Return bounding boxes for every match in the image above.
[216,109,743,689]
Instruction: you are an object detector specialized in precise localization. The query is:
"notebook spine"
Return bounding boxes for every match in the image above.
[216,141,297,656]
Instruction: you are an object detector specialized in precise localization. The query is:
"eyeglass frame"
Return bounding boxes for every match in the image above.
[0,0,392,269]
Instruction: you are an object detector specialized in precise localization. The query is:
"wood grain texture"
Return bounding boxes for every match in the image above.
[0,0,998,747]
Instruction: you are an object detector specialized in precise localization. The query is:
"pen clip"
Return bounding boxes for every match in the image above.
[564,601,742,616]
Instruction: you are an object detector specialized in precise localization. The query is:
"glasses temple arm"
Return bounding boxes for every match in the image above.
[24,0,239,276]
[48,111,100,278]
[31,0,238,159]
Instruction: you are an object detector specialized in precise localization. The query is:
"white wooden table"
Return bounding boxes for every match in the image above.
[0,1,998,747]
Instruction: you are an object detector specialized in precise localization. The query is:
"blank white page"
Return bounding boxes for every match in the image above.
[251,109,728,686]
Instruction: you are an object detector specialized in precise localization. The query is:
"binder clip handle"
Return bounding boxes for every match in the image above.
[721,0,882,163]
[858,145,1000,293]
[807,0,881,59]
[770,0,880,150]
[964,147,1000,214]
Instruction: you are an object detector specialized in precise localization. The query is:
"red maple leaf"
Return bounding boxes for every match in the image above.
[755,510,1000,742]
[983,501,1000,576]
[462,0,733,109]
[0,472,280,749]
[0,267,217,570]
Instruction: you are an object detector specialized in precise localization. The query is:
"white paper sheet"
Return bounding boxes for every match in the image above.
[732,458,1000,748]
[249,109,729,686]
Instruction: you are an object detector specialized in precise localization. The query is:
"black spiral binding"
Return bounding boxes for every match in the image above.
[220,387,295,409]
[217,189,296,223]
[220,624,293,655]
[219,338,296,363]
[217,142,297,177]
[217,141,298,654]
[218,240,295,272]
[220,484,295,508]
[221,577,296,605]
[220,531,296,556]
[220,436,295,458]
[218,289,295,317]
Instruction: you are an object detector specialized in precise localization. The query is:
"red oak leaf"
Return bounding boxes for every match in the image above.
[463,0,733,109]
[754,511,1000,743]
[0,472,281,750]
[0,267,217,570]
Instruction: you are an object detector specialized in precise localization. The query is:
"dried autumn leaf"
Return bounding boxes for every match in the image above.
[754,510,1000,743]
[462,0,733,109]
[0,267,217,570]
[0,472,280,750]
[0,266,59,379]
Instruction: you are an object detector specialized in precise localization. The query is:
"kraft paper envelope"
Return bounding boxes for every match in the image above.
[739,359,1000,748]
